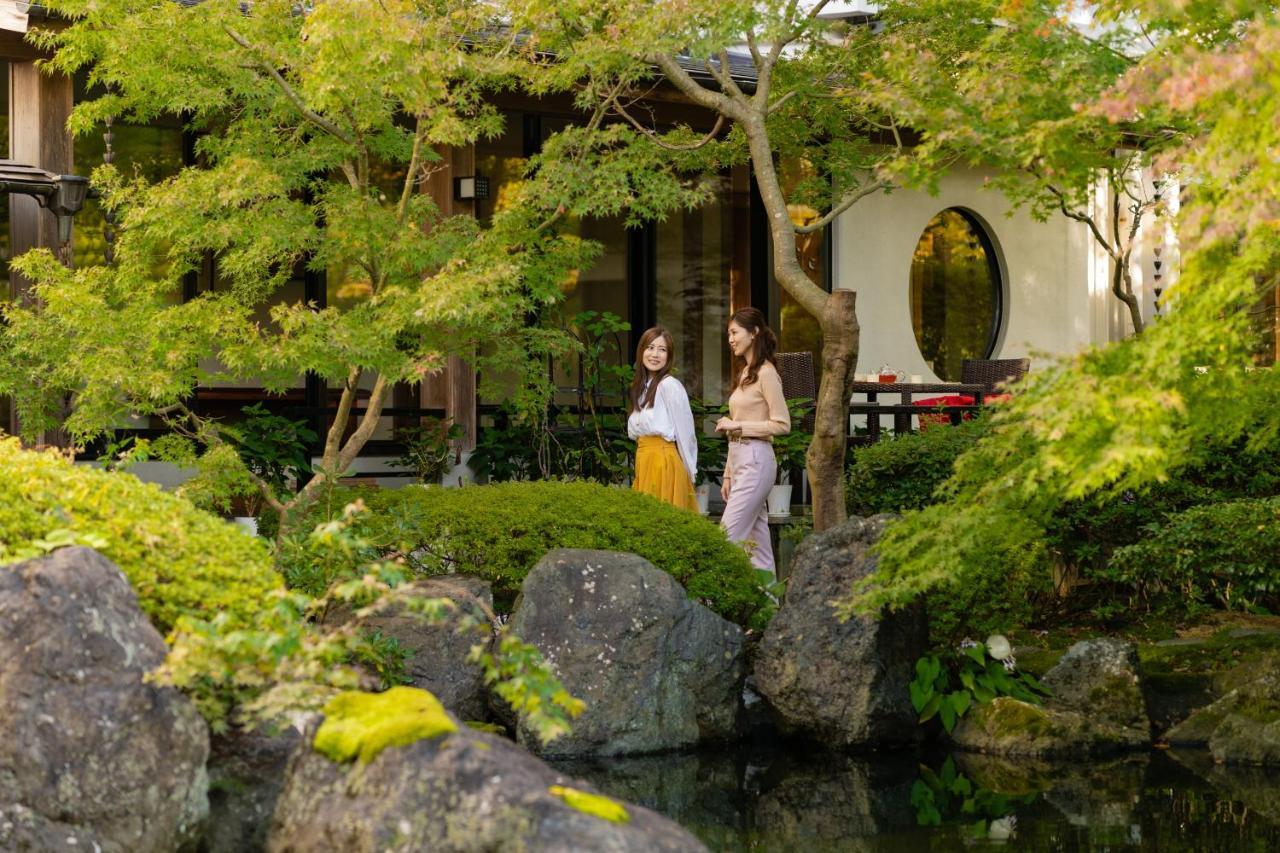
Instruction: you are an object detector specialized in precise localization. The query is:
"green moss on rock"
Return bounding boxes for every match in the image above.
[548,785,630,824]
[980,698,1057,740]
[314,687,457,764]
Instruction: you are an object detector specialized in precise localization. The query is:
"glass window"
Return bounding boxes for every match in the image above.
[909,208,1002,382]
[475,111,526,226]
[72,119,185,272]
[769,159,827,387]
[655,173,740,405]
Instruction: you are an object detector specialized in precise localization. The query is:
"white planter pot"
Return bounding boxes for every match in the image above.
[695,483,712,515]
[233,517,259,536]
[767,484,792,517]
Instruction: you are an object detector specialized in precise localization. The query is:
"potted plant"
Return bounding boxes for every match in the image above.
[767,398,813,517]
[224,403,317,533]
[395,417,464,486]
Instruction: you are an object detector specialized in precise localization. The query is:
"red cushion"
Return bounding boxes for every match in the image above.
[912,393,1011,430]
[913,395,975,430]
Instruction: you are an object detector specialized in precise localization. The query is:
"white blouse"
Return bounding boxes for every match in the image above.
[627,375,698,483]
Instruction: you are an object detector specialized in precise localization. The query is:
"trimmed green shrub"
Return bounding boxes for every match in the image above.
[0,436,281,635]
[846,419,992,517]
[1108,496,1280,615]
[290,480,770,629]
[848,426,1280,632]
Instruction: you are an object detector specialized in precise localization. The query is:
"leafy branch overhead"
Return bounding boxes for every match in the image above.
[508,0,955,530]
[1,0,707,534]
[845,1,1280,619]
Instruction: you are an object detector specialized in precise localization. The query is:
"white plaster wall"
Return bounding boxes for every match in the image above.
[834,165,1097,381]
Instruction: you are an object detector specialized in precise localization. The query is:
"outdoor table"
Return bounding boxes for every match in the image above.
[849,381,991,443]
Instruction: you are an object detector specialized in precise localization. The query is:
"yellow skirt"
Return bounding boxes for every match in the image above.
[633,436,698,511]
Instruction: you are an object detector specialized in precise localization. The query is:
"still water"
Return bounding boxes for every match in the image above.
[554,744,1280,851]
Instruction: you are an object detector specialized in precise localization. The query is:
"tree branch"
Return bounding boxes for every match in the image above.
[649,53,742,120]
[794,179,891,234]
[745,29,764,67]
[1045,180,1116,260]
[337,373,390,470]
[756,0,831,109]
[224,26,355,146]
[612,99,726,151]
[709,49,747,102]
[768,89,797,115]
[397,116,426,227]
[324,368,360,463]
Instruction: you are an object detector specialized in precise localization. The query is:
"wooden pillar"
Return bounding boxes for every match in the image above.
[423,143,478,450]
[9,61,72,300]
[7,60,72,443]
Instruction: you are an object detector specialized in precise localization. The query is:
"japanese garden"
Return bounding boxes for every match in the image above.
[2,0,1280,850]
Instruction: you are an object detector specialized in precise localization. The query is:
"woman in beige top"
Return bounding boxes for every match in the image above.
[715,307,790,574]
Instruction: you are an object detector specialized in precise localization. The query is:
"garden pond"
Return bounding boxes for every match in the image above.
[554,741,1280,851]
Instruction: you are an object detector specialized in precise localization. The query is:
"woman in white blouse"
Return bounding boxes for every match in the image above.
[627,326,698,511]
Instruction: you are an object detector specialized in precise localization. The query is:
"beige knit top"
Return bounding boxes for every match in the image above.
[726,361,791,440]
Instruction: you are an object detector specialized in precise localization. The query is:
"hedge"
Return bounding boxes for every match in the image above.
[0,437,281,635]
[845,424,1280,632]
[1108,496,1280,615]
[292,480,770,629]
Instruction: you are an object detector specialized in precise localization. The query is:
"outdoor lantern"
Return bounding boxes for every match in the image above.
[50,174,90,244]
[453,174,490,201]
[0,160,90,245]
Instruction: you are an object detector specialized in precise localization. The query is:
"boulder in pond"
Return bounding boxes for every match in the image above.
[0,547,209,852]
[952,639,1150,756]
[502,549,744,758]
[266,687,707,852]
[754,515,927,749]
[1166,670,1280,765]
[322,575,494,721]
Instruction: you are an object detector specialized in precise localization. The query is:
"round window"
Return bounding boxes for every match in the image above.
[909,209,1002,381]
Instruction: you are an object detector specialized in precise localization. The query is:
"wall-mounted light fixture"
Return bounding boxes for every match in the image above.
[0,160,89,244]
[453,175,490,201]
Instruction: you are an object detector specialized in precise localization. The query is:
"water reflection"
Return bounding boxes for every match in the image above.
[553,746,1280,851]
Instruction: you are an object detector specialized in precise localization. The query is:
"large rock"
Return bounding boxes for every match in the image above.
[504,549,744,757]
[0,547,209,851]
[754,515,926,748]
[952,639,1150,756]
[323,575,494,720]
[266,707,707,852]
[1166,670,1280,765]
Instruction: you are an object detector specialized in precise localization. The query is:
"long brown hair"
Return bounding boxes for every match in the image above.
[629,326,675,412]
[729,307,778,390]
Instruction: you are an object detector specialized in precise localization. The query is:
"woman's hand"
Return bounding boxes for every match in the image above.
[715,417,738,433]
[720,477,732,502]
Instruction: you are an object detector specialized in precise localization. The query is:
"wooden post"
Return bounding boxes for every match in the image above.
[422,143,478,450]
[7,61,72,444]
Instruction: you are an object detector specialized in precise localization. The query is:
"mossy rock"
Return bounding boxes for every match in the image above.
[1169,671,1280,765]
[548,785,631,824]
[313,687,457,764]
[951,695,1149,758]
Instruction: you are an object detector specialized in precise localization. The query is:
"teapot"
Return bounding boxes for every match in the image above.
[877,363,901,383]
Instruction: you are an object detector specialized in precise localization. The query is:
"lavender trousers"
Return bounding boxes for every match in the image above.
[721,440,777,573]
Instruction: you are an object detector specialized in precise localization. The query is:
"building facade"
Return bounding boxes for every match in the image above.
[0,6,1183,486]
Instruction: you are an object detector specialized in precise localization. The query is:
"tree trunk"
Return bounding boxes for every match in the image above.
[809,289,858,532]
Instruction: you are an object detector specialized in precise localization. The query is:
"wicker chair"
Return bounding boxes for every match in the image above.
[960,358,1030,393]
[774,351,816,432]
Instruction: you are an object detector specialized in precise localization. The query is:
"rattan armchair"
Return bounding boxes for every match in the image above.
[774,351,816,432]
[960,358,1030,393]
